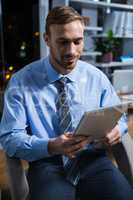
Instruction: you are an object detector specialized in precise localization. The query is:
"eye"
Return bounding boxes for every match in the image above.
[59,40,69,45]
[74,39,83,45]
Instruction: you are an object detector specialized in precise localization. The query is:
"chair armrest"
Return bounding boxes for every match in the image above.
[5,154,29,200]
[4,132,133,200]
[111,132,133,186]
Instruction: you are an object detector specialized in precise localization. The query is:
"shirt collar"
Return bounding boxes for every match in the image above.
[45,56,79,84]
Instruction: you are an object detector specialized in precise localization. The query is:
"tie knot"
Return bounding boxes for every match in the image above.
[55,77,68,90]
[58,77,67,85]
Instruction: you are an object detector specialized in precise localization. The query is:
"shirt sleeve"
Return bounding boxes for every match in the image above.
[0,75,50,162]
[100,73,128,137]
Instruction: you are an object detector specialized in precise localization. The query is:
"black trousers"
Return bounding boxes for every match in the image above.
[27,149,133,200]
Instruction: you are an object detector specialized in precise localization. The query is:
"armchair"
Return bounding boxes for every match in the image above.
[5,132,133,200]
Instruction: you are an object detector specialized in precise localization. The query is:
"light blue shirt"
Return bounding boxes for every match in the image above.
[0,57,127,161]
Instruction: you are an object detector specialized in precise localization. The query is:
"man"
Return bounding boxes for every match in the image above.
[0,6,133,200]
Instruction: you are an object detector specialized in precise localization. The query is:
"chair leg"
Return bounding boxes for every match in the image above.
[0,189,1,200]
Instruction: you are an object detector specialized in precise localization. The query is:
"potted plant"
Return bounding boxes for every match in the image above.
[94,29,121,62]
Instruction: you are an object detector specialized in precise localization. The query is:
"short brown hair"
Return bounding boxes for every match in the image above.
[45,6,85,34]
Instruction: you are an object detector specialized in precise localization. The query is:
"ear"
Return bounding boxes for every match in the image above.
[43,33,50,47]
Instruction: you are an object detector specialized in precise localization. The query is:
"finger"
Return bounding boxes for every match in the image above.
[63,133,89,143]
[74,135,92,142]
[65,143,82,154]
[106,125,119,139]
[66,138,93,158]
[67,136,91,146]
[63,136,92,156]
[64,132,73,137]
[105,129,120,144]
[106,131,117,141]
[67,140,90,158]
[107,134,120,144]
[66,139,89,155]
[109,137,121,146]
[61,134,79,146]
[104,135,120,146]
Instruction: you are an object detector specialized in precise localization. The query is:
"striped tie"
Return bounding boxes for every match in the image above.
[55,77,81,185]
[55,77,72,134]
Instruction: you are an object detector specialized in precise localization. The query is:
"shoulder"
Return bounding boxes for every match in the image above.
[77,59,108,81]
[8,58,48,87]
[13,58,45,79]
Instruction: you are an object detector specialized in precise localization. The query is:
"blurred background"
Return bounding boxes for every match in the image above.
[0,1,133,199]
[0,0,42,89]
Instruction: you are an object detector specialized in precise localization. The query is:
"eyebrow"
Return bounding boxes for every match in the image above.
[57,37,83,41]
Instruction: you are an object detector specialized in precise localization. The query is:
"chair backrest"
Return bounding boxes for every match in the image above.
[5,155,29,200]
[112,133,133,186]
[5,132,133,200]
[112,69,133,94]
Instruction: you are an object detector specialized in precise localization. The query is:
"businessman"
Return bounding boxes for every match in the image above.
[0,6,133,200]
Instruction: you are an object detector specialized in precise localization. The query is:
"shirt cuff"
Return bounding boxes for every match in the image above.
[118,115,128,139]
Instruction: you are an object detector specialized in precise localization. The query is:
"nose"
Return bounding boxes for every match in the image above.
[66,42,76,55]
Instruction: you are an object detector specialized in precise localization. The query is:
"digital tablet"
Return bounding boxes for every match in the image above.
[74,103,128,140]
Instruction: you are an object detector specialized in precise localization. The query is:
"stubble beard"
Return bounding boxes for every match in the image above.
[50,52,81,74]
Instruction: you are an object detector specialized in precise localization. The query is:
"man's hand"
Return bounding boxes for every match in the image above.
[48,133,92,159]
[103,125,121,146]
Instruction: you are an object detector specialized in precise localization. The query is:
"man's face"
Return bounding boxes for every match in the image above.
[44,20,84,74]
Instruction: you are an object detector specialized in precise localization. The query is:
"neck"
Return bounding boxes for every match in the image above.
[49,56,72,75]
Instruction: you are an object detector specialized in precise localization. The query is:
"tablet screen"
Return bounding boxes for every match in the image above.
[74,103,128,139]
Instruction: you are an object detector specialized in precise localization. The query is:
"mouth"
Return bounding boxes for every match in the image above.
[64,56,76,64]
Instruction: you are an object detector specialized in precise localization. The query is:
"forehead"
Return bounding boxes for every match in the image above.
[49,20,84,39]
